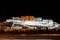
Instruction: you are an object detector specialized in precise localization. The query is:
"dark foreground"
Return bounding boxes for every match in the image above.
[0,33,60,39]
[0,31,60,40]
[0,29,60,40]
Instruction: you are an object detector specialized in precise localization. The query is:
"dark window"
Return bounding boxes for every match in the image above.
[13,24,23,27]
[3,22,13,27]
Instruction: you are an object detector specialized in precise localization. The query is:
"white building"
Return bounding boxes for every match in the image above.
[4,17,59,29]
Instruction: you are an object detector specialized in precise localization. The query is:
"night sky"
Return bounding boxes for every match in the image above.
[0,4,60,23]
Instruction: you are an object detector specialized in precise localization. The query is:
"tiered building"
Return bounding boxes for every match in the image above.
[3,16,60,29]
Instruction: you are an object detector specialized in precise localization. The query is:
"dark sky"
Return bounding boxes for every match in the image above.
[0,4,60,23]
